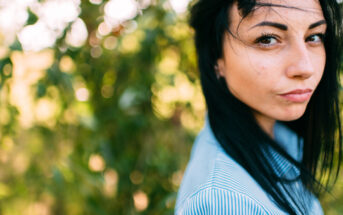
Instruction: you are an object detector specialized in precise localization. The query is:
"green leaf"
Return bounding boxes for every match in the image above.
[9,40,23,51]
[27,9,38,25]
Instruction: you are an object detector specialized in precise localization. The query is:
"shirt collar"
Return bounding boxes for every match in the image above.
[204,115,301,179]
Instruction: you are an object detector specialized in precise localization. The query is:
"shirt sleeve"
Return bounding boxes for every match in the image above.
[177,188,269,215]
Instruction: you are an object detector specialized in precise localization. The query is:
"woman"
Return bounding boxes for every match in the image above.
[175,0,342,214]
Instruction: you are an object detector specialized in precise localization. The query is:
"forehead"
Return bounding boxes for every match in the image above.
[231,0,324,28]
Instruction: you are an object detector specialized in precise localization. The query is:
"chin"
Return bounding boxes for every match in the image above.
[277,105,307,122]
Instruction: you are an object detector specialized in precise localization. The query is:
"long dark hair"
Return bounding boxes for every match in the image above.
[190,0,342,214]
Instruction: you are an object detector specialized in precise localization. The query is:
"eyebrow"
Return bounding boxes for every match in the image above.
[309,20,326,29]
[250,20,327,31]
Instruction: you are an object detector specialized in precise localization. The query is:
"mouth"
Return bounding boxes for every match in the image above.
[279,89,313,103]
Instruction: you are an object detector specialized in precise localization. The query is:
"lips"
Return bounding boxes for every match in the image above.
[279,89,313,103]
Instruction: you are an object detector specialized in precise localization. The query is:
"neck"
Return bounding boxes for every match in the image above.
[253,112,276,139]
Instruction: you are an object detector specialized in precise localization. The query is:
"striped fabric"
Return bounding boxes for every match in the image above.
[175,116,323,214]
[181,188,271,215]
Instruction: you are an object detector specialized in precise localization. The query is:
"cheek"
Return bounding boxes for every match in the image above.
[246,51,282,77]
[225,61,275,102]
[254,64,270,78]
[222,45,282,100]
[310,53,326,87]
[313,46,326,69]
[243,59,280,90]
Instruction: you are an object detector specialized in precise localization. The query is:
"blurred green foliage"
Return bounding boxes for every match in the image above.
[0,1,202,214]
[0,0,342,214]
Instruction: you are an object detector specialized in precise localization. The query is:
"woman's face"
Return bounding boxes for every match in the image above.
[217,0,326,133]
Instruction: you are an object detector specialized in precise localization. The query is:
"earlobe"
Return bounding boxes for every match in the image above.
[215,58,225,78]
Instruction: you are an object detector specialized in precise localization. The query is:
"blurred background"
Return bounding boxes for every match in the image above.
[0,0,342,214]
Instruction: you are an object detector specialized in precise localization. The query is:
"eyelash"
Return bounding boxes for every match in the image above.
[254,32,326,48]
[254,33,279,47]
[306,33,325,43]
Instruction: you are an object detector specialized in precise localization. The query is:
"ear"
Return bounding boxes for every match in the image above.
[215,58,225,78]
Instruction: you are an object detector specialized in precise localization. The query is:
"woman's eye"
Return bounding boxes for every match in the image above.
[255,34,278,47]
[306,34,324,43]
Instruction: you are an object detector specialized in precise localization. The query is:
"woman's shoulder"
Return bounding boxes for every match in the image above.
[175,150,282,214]
[176,187,273,215]
[175,119,283,214]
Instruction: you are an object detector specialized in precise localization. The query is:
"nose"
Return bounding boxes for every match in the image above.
[285,43,315,80]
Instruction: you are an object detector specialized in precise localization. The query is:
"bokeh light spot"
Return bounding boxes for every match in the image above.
[75,88,89,101]
[35,98,58,125]
[103,169,119,197]
[130,170,143,185]
[89,0,103,5]
[119,33,141,54]
[88,154,106,172]
[98,22,112,36]
[66,18,88,48]
[104,0,138,26]
[103,36,118,50]
[18,21,56,51]
[169,0,191,14]
[133,190,149,212]
[90,46,103,58]
[59,55,75,73]
[26,202,51,215]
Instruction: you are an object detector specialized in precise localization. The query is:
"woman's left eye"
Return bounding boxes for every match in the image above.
[306,34,325,43]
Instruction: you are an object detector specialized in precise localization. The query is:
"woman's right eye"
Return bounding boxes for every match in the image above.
[254,34,279,47]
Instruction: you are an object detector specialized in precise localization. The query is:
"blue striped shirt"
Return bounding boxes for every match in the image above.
[175,116,323,214]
